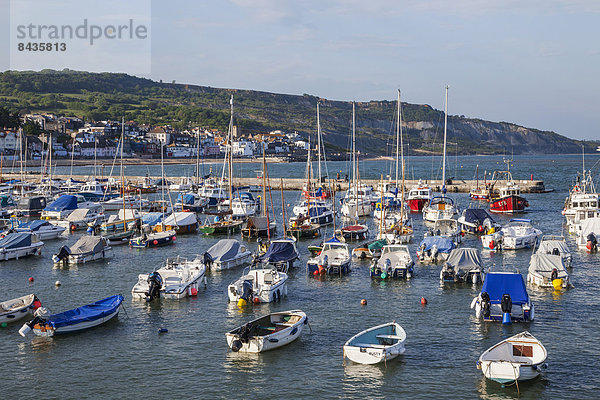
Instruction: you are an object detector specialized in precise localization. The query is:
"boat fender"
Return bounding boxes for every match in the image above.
[477,225,484,233]
[230,339,243,352]
[475,302,482,319]
[276,289,281,301]
[290,327,298,335]
[489,240,495,250]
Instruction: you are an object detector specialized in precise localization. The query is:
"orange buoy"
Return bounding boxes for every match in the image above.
[421,297,428,305]
[360,299,367,306]
[253,297,260,304]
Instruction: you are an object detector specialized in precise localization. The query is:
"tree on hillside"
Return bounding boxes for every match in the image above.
[23,120,42,136]
[0,107,20,129]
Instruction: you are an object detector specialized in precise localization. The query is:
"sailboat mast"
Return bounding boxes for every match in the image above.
[262,141,267,217]
[399,89,405,224]
[317,103,322,185]
[228,95,234,211]
[395,91,400,188]
[196,130,201,187]
[121,117,126,216]
[352,102,357,209]
[442,85,449,193]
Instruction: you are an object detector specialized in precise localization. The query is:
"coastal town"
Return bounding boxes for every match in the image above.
[0,113,317,161]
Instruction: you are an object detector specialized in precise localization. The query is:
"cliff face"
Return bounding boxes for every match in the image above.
[0,70,596,155]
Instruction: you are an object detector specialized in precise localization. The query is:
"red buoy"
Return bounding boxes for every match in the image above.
[477,225,484,232]
[489,240,495,250]
[421,297,428,305]
[153,240,159,245]
[313,270,319,276]
[253,297,260,304]
[28,277,34,282]
[190,288,198,296]
[587,241,593,250]
[360,299,367,306]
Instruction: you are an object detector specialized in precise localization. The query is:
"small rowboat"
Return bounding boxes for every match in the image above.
[477,331,547,384]
[343,322,406,365]
[1,294,41,324]
[18,295,123,337]
[225,310,307,353]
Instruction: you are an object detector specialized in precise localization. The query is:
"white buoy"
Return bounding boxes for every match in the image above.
[55,280,61,287]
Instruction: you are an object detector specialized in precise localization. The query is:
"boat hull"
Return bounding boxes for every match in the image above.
[407,198,428,212]
[33,308,120,337]
[490,195,529,214]
[0,243,44,261]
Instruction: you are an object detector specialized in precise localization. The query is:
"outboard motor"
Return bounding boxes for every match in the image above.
[145,271,163,302]
[587,233,598,252]
[240,279,253,302]
[551,268,558,281]
[501,293,512,325]
[431,245,439,262]
[551,247,560,256]
[203,252,213,270]
[481,292,491,319]
[19,307,51,337]
[52,245,71,266]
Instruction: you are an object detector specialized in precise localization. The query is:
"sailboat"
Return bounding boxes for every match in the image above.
[198,96,244,235]
[422,86,459,223]
[301,103,332,200]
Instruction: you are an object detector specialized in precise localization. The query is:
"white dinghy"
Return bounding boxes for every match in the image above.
[0,294,41,324]
[477,331,547,384]
[343,322,406,365]
[225,310,307,353]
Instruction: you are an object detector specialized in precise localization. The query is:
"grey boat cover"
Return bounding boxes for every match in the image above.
[206,239,242,262]
[246,216,270,229]
[163,212,197,227]
[537,239,570,255]
[528,254,567,278]
[445,248,483,272]
[67,208,91,222]
[69,236,107,255]
[0,232,33,249]
[581,217,600,237]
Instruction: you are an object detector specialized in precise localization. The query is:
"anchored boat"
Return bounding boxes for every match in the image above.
[343,322,406,365]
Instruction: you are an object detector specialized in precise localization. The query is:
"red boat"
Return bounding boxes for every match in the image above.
[489,184,529,213]
[407,181,433,212]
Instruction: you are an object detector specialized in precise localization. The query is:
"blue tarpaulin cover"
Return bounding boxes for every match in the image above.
[419,236,455,253]
[44,195,77,212]
[141,212,164,226]
[0,232,32,249]
[176,193,196,205]
[259,240,298,263]
[480,272,529,305]
[17,220,51,232]
[463,209,495,224]
[48,295,124,329]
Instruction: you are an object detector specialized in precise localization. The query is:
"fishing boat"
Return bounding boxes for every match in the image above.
[199,215,244,235]
[416,236,455,263]
[52,236,112,266]
[307,237,351,276]
[470,272,535,322]
[227,266,288,304]
[225,310,307,353]
[370,244,414,279]
[407,181,433,212]
[440,248,485,284]
[575,216,600,251]
[481,219,542,251]
[15,220,66,240]
[343,322,406,365]
[458,208,500,235]
[527,253,569,289]
[535,235,572,268]
[488,167,529,214]
[477,332,548,384]
[255,238,299,272]
[129,230,176,248]
[154,211,198,234]
[99,208,140,233]
[203,239,252,271]
[131,256,207,301]
[0,294,41,324]
[18,295,123,337]
[562,168,599,233]
[0,232,44,261]
[469,165,491,200]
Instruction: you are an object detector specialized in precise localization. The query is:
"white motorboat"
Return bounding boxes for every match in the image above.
[440,248,485,284]
[341,188,374,218]
[169,177,194,192]
[458,208,500,235]
[131,256,207,301]
[0,294,40,324]
[481,219,542,250]
[174,192,209,212]
[225,310,307,353]
[370,244,414,279]
[575,216,600,251]
[227,266,288,304]
[527,253,569,289]
[203,239,252,271]
[0,232,44,261]
[422,196,459,223]
[14,220,66,240]
[292,199,334,225]
[477,332,548,384]
[102,196,149,211]
[407,181,433,213]
[562,169,599,233]
[55,207,102,231]
[41,194,78,220]
[229,192,260,218]
[307,237,351,276]
[52,236,112,266]
[417,236,455,264]
[424,218,462,245]
[535,235,573,268]
[471,272,535,323]
[343,322,406,365]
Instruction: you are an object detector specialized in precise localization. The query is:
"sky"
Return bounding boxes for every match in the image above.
[1,0,599,140]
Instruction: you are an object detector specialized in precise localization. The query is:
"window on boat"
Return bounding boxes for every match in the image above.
[573,202,578,207]
[420,191,428,196]
[512,344,533,357]
[589,212,595,218]
[592,202,597,207]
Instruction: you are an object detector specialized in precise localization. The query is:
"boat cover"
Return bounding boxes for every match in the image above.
[0,195,14,207]
[117,209,140,220]
[44,195,77,212]
[67,208,91,222]
[537,239,570,255]
[528,254,566,275]
[0,232,32,249]
[163,212,197,227]
[445,248,483,271]
[259,241,298,263]
[580,217,600,237]
[206,239,242,262]
[462,209,494,225]
[325,237,341,243]
[17,220,52,232]
[48,295,123,329]
[419,236,455,253]
[176,193,197,205]
[308,206,329,217]
[69,236,107,255]
[480,273,529,304]
[141,212,164,226]
[368,239,387,252]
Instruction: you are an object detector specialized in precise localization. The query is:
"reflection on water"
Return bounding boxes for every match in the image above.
[343,358,405,398]
[477,373,548,400]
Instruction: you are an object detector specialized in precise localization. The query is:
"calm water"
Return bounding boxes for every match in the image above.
[2,154,600,399]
